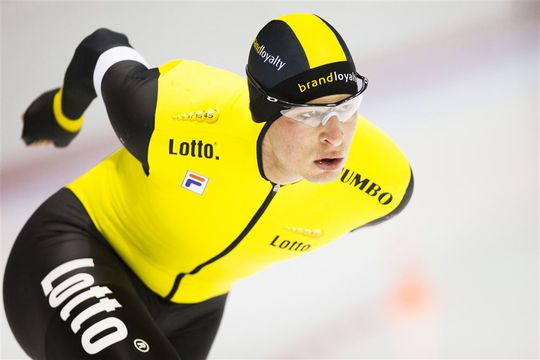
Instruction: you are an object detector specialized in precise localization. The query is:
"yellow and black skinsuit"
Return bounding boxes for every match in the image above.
[70,56,413,303]
[4,27,412,360]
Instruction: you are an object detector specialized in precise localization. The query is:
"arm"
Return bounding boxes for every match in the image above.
[22,28,158,174]
[351,167,414,231]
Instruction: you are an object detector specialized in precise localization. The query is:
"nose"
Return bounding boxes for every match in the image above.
[319,116,344,147]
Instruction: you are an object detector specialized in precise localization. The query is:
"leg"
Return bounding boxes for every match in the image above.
[156,294,228,360]
[3,188,180,359]
[167,310,225,360]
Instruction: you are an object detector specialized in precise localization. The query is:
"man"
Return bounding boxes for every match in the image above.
[4,13,413,360]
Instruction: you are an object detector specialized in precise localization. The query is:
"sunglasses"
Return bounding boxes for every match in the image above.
[246,67,368,127]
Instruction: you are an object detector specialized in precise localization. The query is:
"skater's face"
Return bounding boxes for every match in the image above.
[262,94,358,185]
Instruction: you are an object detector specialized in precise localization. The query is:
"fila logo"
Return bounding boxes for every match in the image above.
[182,171,209,195]
[41,258,128,355]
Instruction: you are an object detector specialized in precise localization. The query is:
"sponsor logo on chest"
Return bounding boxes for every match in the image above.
[270,235,312,252]
[340,168,393,205]
[269,226,325,253]
[283,226,323,238]
[171,108,219,124]
[181,170,209,195]
[168,139,220,160]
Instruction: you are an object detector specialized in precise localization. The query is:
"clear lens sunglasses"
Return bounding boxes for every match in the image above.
[246,67,368,127]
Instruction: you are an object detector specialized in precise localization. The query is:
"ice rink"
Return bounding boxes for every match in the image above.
[1,1,538,359]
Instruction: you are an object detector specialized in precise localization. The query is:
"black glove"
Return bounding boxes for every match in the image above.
[22,88,81,147]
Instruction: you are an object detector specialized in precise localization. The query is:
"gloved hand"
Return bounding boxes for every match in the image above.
[22,88,82,147]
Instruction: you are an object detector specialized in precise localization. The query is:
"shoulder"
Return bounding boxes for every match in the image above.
[348,115,411,180]
[343,115,414,226]
[157,60,245,91]
[155,60,246,113]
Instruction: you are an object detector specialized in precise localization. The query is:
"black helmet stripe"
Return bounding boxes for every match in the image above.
[248,20,309,89]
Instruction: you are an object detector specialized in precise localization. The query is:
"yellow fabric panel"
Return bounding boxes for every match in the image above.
[53,87,84,132]
[278,13,346,68]
[67,150,179,297]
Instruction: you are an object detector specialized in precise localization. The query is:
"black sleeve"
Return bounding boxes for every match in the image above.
[101,61,158,175]
[351,167,414,231]
[61,28,157,174]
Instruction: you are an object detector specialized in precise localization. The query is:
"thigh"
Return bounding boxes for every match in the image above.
[3,188,180,360]
[167,309,225,360]
[157,294,228,360]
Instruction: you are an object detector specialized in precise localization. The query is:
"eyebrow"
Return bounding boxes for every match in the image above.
[307,94,351,105]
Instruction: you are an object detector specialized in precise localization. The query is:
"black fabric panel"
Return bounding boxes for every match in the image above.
[62,28,132,119]
[247,79,285,123]
[101,61,159,175]
[247,20,310,90]
[352,167,415,231]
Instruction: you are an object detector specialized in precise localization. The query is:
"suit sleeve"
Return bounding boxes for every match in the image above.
[60,28,158,174]
[352,167,414,231]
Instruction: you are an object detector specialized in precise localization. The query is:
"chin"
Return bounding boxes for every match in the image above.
[304,169,342,184]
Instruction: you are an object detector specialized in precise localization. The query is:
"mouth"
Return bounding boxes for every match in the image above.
[314,156,344,171]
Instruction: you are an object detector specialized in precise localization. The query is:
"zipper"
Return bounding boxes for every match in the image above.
[165,183,280,300]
